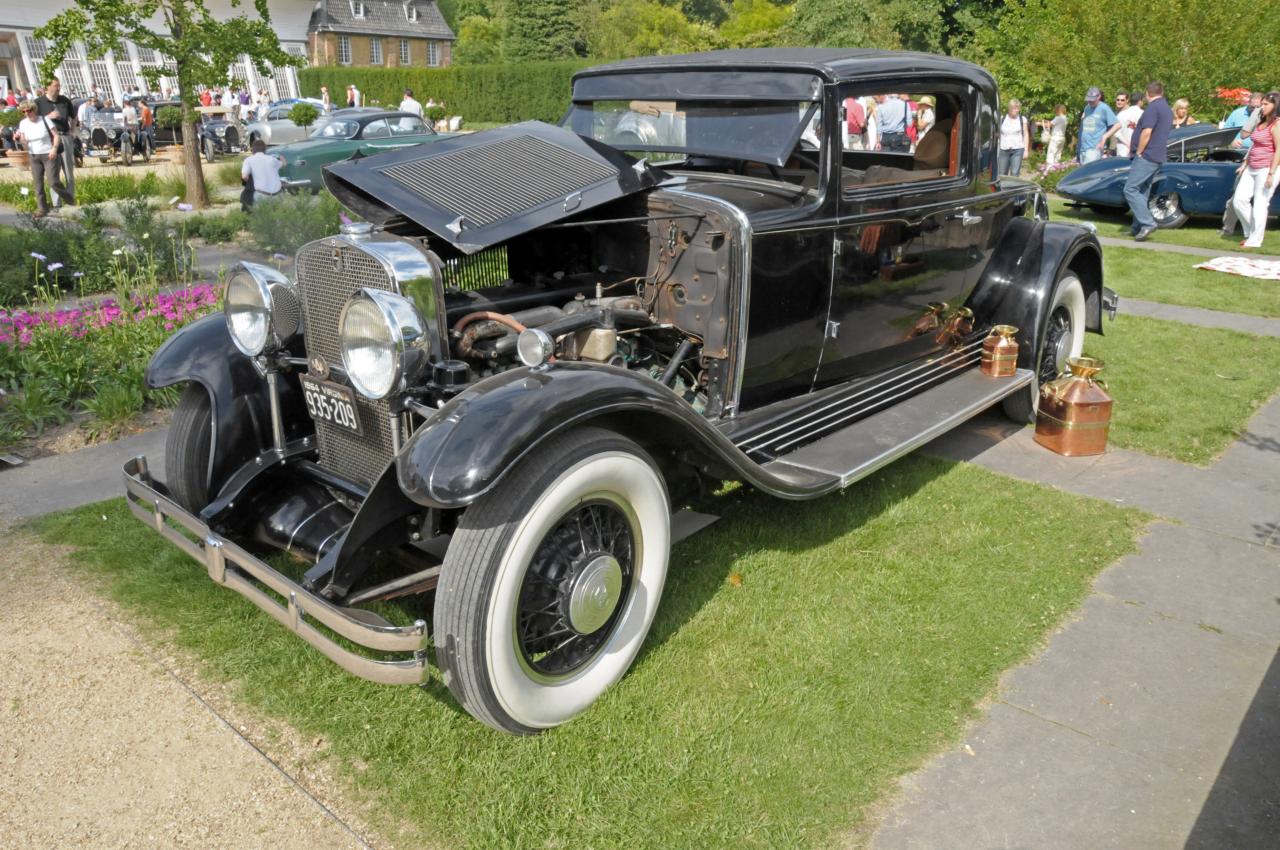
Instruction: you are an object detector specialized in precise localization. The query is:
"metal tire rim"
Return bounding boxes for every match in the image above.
[514,499,636,680]
[1042,304,1073,383]
[1148,193,1177,224]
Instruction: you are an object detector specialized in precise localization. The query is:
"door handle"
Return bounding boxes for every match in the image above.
[948,210,983,227]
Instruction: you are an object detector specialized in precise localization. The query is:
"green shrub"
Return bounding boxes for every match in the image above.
[156,105,184,130]
[214,160,244,187]
[248,192,341,255]
[425,105,447,122]
[288,102,320,131]
[187,210,248,243]
[0,109,23,129]
[298,60,589,124]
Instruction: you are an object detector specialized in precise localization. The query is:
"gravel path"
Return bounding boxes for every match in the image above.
[0,527,376,850]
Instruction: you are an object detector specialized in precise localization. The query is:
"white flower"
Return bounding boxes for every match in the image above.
[112,249,124,256]
[142,232,150,239]
[20,186,29,196]
[169,196,180,206]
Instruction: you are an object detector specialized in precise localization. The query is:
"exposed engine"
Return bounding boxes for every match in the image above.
[431,191,737,418]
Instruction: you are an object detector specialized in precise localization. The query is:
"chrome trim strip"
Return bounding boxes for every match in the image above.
[664,188,753,417]
[266,369,286,453]
[286,499,339,554]
[122,456,428,685]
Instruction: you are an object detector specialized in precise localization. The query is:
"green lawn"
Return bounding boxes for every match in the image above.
[1049,196,1280,254]
[1104,246,1280,319]
[1085,314,1280,464]
[38,458,1144,850]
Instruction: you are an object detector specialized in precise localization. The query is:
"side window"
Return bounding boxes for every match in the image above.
[361,119,390,139]
[391,116,428,136]
[838,87,965,192]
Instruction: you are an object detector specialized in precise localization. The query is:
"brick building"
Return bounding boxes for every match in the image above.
[307,0,455,69]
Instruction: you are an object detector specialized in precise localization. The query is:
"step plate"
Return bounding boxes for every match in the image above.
[764,368,1032,488]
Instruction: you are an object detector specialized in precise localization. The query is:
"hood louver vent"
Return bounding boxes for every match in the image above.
[380,135,615,229]
[322,121,659,254]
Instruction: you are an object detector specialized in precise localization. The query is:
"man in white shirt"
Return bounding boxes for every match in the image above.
[240,139,284,207]
[1104,91,1144,158]
[120,97,139,153]
[14,101,72,217]
[399,88,423,116]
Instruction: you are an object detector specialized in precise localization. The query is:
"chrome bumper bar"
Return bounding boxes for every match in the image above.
[122,455,429,685]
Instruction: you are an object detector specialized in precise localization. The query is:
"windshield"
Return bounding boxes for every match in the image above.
[312,120,358,140]
[563,99,820,167]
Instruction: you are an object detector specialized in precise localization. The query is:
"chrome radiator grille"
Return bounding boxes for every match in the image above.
[296,239,398,489]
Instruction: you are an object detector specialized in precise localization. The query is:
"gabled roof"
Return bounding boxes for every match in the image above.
[308,0,456,40]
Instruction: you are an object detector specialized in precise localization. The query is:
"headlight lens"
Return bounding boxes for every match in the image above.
[215,126,227,137]
[339,289,430,399]
[516,328,555,367]
[224,263,296,357]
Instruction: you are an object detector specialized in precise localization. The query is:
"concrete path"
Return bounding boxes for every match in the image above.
[1098,234,1280,262]
[1121,298,1280,338]
[873,396,1280,845]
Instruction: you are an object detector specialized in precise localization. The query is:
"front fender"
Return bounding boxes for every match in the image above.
[396,363,837,510]
[967,218,1106,371]
[146,314,308,492]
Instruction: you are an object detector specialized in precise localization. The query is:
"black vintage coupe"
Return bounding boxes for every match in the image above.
[124,49,1115,734]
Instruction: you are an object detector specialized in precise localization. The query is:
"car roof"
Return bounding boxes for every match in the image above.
[577,48,995,88]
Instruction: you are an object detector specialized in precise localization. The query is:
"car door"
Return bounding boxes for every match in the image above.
[356,118,398,156]
[816,82,986,388]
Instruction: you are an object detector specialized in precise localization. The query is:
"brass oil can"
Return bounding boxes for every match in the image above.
[1034,357,1113,456]
[935,306,974,346]
[980,325,1019,377]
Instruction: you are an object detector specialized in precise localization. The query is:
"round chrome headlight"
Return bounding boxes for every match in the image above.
[215,126,227,137]
[339,288,430,399]
[224,262,298,357]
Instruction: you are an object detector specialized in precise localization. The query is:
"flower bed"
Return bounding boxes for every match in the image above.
[0,284,222,449]
[1029,160,1079,193]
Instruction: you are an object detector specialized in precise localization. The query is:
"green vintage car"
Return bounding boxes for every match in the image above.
[277,110,453,191]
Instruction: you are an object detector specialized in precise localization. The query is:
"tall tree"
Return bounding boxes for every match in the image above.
[967,0,1278,117]
[36,0,299,209]
[719,0,791,48]
[503,0,582,60]
[778,0,944,53]
[584,0,718,59]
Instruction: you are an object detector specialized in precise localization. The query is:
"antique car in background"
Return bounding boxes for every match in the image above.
[82,106,151,165]
[124,49,1115,735]
[193,105,244,162]
[274,110,450,191]
[243,98,333,147]
[1057,124,1280,227]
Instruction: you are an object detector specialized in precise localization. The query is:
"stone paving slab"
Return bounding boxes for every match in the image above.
[1121,298,1280,338]
[1098,234,1280,262]
[0,426,166,520]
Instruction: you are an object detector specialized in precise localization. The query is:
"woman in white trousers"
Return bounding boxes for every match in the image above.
[1231,91,1280,249]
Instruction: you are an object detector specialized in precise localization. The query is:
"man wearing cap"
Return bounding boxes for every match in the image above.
[1078,87,1117,164]
[1123,81,1174,242]
[14,100,73,217]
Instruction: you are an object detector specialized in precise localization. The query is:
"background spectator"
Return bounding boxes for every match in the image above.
[1231,90,1280,248]
[1079,86,1117,164]
[1123,81,1174,241]
[997,99,1031,176]
[1172,98,1199,128]
[1045,104,1069,165]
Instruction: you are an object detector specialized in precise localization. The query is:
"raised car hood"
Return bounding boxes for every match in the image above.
[322,121,661,254]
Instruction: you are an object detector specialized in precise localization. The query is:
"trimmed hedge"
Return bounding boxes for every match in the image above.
[298,60,591,125]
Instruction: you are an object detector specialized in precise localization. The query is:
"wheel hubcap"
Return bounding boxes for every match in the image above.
[1042,305,1073,382]
[566,555,623,635]
[515,501,635,678]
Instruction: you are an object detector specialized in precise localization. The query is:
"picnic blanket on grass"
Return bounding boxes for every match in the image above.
[1194,256,1280,281]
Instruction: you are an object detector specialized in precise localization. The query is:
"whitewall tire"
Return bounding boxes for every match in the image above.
[434,427,670,735]
[1003,273,1086,423]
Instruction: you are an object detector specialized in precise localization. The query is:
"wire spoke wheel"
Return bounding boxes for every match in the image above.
[515,501,635,678]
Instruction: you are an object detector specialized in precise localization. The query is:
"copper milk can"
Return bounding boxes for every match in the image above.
[980,325,1019,377]
[1034,357,1113,456]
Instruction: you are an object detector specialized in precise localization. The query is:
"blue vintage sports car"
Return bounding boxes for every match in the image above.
[1056,125,1280,228]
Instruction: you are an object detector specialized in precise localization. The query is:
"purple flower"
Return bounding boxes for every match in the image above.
[47,262,64,272]
[272,253,287,261]
[30,252,46,261]
[73,271,84,278]
[339,212,353,225]
[177,203,193,212]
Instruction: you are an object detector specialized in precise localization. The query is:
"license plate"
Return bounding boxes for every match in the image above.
[300,375,363,435]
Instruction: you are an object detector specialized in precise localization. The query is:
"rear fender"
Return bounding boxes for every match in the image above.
[146,314,309,493]
[396,363,838,510]
[967,219,1106,371]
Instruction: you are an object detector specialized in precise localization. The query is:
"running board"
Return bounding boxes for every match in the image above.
[763,368,1032,488]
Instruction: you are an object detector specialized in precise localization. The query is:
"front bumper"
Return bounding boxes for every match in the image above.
[122,455,429,685]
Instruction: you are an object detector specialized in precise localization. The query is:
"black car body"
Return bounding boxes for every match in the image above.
[124,49,1114,734]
